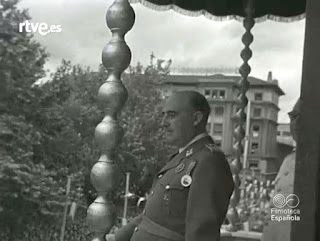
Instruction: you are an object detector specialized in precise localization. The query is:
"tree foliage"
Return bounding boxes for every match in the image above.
[0,1,87,237]
[0,0,57,232]
[0,1,173,238]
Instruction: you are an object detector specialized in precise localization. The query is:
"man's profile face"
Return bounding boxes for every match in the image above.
[161,94,196,147]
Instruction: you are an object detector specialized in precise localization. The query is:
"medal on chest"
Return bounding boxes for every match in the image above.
[180,160,197,187]
[181,174,192,187]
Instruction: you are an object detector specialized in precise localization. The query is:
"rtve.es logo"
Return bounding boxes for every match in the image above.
[19,20,62,36]
[273,193,300,208]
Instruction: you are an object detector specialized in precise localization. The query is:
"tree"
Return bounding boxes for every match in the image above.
[0,0,48,114]
[0,0,66,234]
[0,1,173,232]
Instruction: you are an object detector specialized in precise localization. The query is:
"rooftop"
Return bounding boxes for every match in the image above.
[162,74,285,95]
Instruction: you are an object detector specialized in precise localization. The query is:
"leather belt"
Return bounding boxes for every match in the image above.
[139,216,184,241]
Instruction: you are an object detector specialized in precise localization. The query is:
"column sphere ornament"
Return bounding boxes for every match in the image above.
[106,0,135,34]
[97,79,128,112]
[94,117,124,152]
[87,197,116,231]
[90,162,120,193]
[102,41,131,74]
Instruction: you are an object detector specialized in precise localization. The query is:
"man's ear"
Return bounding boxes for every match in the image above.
[193,111,203,126]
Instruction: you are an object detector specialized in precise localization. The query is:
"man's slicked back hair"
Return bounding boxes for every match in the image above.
[176,90,211,123]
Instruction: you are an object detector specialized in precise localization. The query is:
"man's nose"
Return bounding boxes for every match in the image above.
[161,115,168,127]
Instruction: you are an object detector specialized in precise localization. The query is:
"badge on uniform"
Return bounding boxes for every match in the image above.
[186,148,193,157]
[181,174,192,187]
[175,163,185,173]
[180,160,197,187]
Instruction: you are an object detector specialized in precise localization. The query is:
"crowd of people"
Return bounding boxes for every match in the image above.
[236,176,276,232]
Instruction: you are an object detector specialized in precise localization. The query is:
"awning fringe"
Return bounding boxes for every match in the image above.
[129,0,305,23]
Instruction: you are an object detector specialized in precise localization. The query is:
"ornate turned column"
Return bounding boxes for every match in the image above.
[226,0,255,231]
[86,1,135,240]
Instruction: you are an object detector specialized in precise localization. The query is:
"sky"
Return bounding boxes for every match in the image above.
[18,0,306,123]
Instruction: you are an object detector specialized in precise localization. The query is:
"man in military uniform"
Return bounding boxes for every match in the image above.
[262,99,300,241]
[106,91,234,241]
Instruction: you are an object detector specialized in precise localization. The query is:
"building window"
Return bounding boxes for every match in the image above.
[215,106,224,116]
[204,89,210,97]
[282,131,291,137]
[252,125,260,138]
[249,163,258,168]
[219,90,225,99]
[251,142,259,154]
[211,89,226,99]
[213,123,223,135]
[277,131,281,136]
[253,108,262,117]
[212,90,218,99]
[254,93,263,101]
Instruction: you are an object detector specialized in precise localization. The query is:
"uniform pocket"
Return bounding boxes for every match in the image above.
[168,181,189,217]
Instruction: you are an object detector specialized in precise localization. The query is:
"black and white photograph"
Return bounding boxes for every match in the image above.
[1,0,319,241]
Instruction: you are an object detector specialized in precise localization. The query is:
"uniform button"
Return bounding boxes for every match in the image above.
[134,227,138,232]
[165,185,170,190]
[151,191,154,195]
[158,174,163,178]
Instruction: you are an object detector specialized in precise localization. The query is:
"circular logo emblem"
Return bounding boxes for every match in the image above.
[273,194,300,208]
[286,194,300,208]
[273,194,286,208]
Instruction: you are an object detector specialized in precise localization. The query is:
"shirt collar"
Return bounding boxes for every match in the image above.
[178,132,209,154]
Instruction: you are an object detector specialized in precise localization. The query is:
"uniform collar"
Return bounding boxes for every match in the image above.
[178,132,209,154]
[158,134,211,175]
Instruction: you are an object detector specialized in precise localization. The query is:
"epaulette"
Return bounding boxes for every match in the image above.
[205,143,222,153]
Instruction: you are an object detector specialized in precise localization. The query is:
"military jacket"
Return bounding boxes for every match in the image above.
[113,135,234,241]
[262,152,296,241]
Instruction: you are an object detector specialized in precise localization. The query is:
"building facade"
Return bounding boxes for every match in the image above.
[277,123,295,147]
[162,72,285,180]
